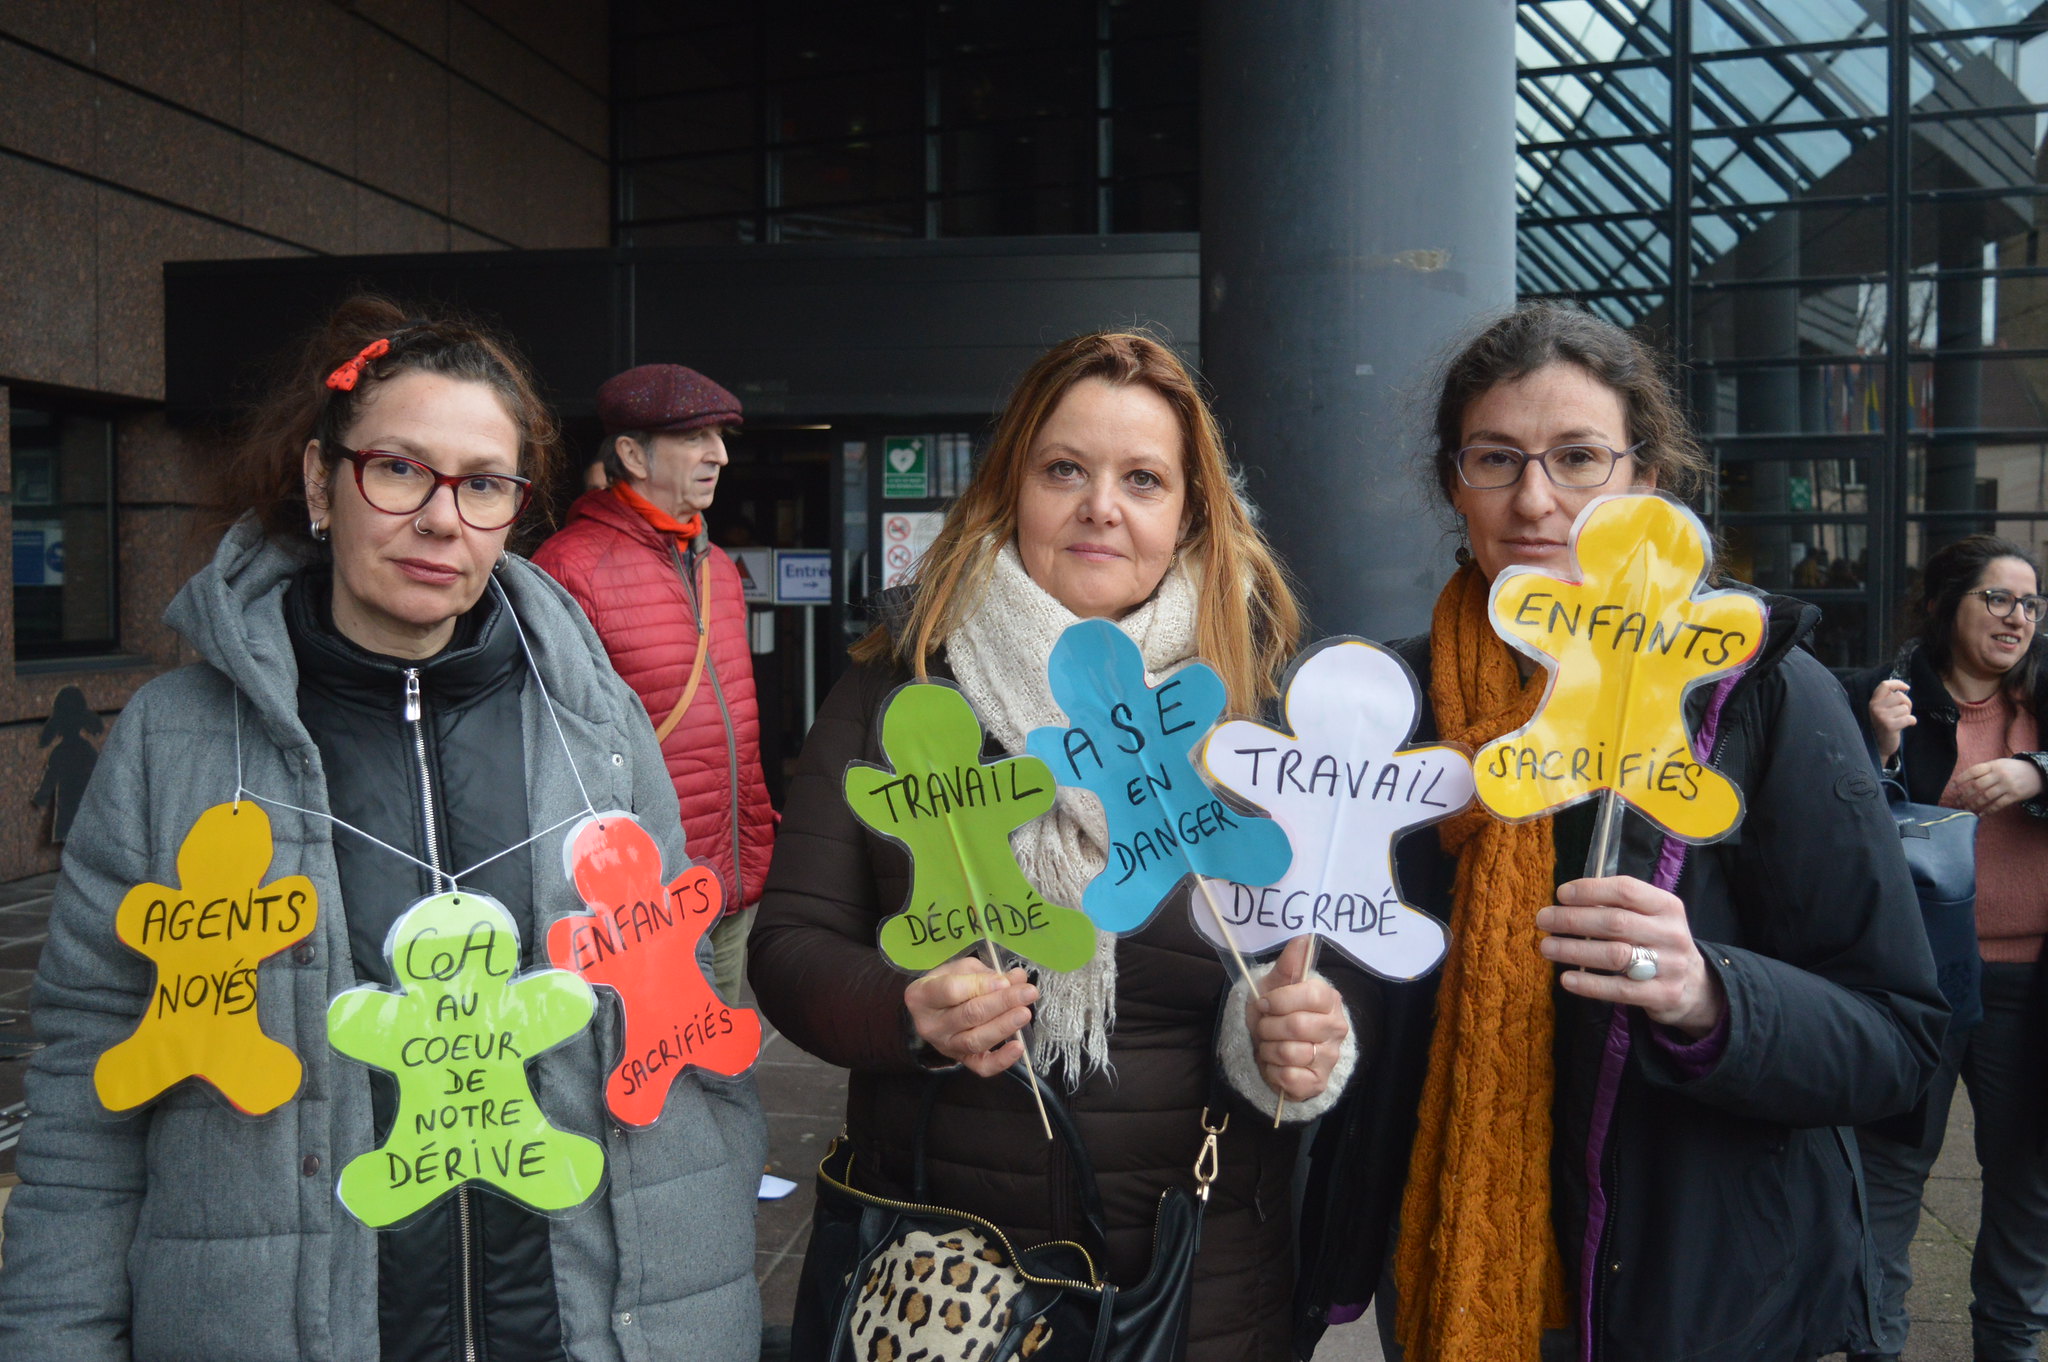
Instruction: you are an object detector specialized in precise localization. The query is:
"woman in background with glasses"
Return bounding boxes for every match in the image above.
[1846,533,2048,1362]
[0,295,765,1362]
[1295,302,1944,1362]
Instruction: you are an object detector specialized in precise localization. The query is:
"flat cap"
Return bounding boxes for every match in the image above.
[597,364,743,436]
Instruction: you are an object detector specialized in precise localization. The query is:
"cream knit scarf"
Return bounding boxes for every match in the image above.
[944,542,1201,1084]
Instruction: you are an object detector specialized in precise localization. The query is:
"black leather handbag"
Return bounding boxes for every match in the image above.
[788,1069,1221,1362]
[1883,769,1983,1032]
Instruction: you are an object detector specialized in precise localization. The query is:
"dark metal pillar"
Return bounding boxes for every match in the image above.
[1928,217,1987,543]
[1734,211,1801,589]
[1199,0,1517,641]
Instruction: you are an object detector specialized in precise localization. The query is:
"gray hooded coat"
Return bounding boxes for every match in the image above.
[0,519,767,1362]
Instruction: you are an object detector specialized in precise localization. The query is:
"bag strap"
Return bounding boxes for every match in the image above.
[653,546,714,744]
[907,1068,1113,1248]
[1883,780,1975,830]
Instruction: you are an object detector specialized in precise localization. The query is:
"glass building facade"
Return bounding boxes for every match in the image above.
[611,0,2048,668]
[612,0,1197,245]
[1521,0,2048,666]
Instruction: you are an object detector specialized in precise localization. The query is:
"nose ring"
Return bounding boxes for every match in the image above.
[414,516,432,536]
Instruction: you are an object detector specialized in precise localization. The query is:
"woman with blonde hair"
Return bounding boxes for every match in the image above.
[751,331,1360,1360]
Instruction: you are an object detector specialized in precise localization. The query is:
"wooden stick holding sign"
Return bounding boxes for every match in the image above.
[1473,492,1765,877]
[1199,637,1474,1124]
[844,681,1100,1139]
[1023,620,1296,1011]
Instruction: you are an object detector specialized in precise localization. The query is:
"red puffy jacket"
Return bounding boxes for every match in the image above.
[532,489,775,911]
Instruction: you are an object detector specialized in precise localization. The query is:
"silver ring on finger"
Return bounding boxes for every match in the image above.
[1625,944,1659,982]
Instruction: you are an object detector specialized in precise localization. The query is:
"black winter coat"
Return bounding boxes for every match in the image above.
[287,573,566,1362]
[1296,593,1947,1362]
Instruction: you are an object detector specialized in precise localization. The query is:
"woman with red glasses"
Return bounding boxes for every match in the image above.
[0,296,766,1362]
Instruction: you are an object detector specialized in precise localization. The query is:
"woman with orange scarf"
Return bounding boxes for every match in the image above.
[1294,304,1947,1362]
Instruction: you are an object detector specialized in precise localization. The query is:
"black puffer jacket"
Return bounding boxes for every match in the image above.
[287,572,564,1362]
[1296,592,1948,1361]
[751,646,1377,1362]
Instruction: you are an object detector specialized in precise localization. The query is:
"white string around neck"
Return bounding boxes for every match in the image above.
[229,574,605,886]
[487,573,600,820]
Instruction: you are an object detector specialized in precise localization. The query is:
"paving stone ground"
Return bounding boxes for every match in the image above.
[0,873,2012,1358]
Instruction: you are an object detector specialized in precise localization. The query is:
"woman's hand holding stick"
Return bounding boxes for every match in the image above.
[1248,934,1348,1125]
[903,952,1055,1138]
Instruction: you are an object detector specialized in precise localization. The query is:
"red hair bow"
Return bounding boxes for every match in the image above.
[324,337,391,392]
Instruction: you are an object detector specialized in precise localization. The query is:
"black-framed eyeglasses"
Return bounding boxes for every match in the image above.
[1453,441,1643,490]
[1964,588,2048,623]
[338,448,533,531]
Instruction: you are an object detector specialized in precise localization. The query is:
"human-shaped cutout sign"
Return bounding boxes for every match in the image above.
[844,681,1097,973]
[94,802,316,1116]
[545,812,761,1127]
[328,890,605,1228]
[1025,620,1292,933]
[1475,493,1765,842]
[1200,638,1469,980]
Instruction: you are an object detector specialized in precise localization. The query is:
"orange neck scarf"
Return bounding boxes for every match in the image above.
[611,481,703,545]
[1394,563,1569,1359]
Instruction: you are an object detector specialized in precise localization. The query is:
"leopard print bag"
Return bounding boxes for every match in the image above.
[789,1072,1222,1362]
[846,1225,1057,1362]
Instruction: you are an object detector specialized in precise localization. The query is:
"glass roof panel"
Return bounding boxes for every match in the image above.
[1522,68,1675,138]
[1694,45,1888,122]
[1509,0,1991,296]
[1910,0,2048,33]
[1693,0,1886,53]
[1519,0,1672,65]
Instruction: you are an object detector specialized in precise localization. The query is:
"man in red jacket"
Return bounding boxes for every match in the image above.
[533,364,775,1001]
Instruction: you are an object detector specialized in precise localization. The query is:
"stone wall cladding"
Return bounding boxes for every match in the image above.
[0,1,610,878]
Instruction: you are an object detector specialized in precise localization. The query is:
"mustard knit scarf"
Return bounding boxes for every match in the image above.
[1394,563,1569,1358]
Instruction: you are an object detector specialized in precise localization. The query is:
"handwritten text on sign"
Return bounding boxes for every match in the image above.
[547,813,760,1127]
[328,891,603,1227]
[1025,620,1291,933]
[1475,493,1764,842]
[844,681,1097,972]
[1201,639,1465,979]
[95,802,316,1116]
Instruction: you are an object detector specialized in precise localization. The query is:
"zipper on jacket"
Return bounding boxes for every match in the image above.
[402,665,477,1362]
[456,1186,478,1362]
[673,544,747,909]
[1046,1122,1077,1253]
[404,670,449,896]
[815,1139,1101,1290]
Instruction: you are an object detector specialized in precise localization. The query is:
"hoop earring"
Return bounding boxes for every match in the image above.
[309,519,328,542]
